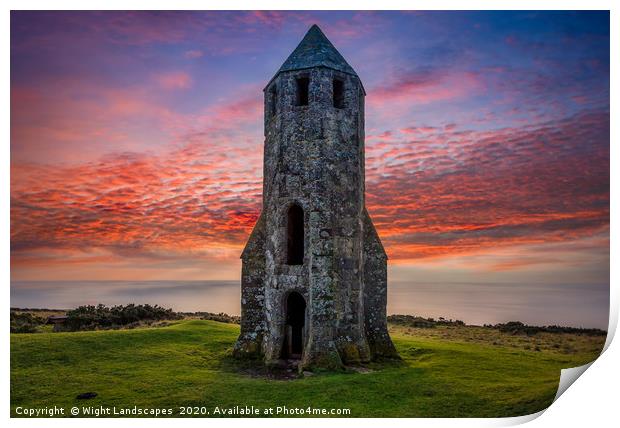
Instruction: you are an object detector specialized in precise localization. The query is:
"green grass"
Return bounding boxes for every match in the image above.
[10,320,603,417]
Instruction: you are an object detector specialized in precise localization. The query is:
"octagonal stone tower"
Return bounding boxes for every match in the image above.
[233,24,398,369]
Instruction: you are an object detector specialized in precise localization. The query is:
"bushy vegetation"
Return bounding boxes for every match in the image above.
[10,307,66,312]
[10,312,47,333]
[64,304,181,331]
[386,316,607,337]
[388,314,465,328]
[197,312,240,324]
[12,307,607,340]
[486,321,607,336]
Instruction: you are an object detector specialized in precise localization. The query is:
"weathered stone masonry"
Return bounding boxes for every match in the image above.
[233,24,399,369]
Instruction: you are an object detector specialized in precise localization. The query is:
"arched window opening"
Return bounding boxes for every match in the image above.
[333,78,344,109]
[282,291,306,359]
[295,77,309,106]
[286,204,304,265]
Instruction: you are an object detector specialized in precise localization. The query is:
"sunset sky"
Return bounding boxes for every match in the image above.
[10,11,609,322]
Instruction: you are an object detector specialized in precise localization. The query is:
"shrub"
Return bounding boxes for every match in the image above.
[489,321,606,336]
[10,312,46,333]
[175,311,240,324]
[199,312,240,324]
[387,314,465,328]
[64,304,182,331]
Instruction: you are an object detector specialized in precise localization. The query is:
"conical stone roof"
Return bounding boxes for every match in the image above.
[276,24,358,77]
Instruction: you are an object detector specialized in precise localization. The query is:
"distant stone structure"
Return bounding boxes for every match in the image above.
[233,25,398,369]
[46,315,67,332]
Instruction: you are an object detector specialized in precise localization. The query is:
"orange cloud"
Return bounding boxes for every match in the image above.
[153,71,193,90]
[11,77,263,164]
[365,110,609,262]
[11,108,609,278]
[368,69,481,107]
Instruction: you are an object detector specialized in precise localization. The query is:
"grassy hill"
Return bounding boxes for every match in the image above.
[10,319,604,417]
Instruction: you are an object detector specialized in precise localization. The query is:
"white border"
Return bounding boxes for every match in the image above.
[3,2,617,427]
[1,0,617,11]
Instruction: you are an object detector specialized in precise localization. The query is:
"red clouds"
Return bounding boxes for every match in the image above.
[11,108,609,273]
[11,81,266,275]
[9,11,609,280]
[11,145,262,264]
[365,110,609,261]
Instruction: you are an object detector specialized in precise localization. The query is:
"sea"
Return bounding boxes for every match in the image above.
[11,280,609,329]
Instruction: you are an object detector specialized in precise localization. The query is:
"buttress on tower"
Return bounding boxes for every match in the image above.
[233,24,398,369]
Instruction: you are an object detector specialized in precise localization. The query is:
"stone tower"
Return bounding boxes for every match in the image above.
[233,24,398,369]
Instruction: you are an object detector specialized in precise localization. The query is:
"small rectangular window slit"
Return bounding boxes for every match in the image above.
[333,79,344,109]
[296,77,309,106]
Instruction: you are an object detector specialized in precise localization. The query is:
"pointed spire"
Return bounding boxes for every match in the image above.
[276,24,357,77]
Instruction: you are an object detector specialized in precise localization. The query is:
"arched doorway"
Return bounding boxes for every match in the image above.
[282,291,306,359]
[286,204,304,265]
